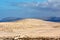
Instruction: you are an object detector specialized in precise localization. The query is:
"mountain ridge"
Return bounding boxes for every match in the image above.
[0,17,60,22]
[0,17,23,22]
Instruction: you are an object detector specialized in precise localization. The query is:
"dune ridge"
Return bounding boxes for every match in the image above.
[0,19,60,38]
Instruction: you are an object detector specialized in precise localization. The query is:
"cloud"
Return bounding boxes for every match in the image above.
[10,0,60,8]
[5,0,60,18]
[1,0,60,19]
[8,0,60,12]
[48,0,60,2]
[47,0,60,8]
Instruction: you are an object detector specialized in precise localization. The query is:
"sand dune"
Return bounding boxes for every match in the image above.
[0,19,60,38]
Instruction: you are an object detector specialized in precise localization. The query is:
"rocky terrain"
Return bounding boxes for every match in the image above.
[0,19,60,38]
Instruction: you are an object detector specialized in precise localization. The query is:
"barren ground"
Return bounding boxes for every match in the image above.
[0,19,60,38]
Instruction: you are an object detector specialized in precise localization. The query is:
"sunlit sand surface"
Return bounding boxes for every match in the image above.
[0,19,60,38]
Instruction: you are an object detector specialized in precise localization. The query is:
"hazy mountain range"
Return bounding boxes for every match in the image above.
[45,17,60,22]
[0,17,23,22]
[0,17,60,22]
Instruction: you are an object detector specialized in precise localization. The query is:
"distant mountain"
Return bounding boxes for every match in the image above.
[45,17,60,22]
[0,17,23,22]
[29,17,60,22]
[0,17,60,22]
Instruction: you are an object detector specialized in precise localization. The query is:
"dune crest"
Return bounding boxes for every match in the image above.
[0,19,60,38]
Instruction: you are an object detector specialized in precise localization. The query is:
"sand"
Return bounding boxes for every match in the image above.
[0,19,60,38]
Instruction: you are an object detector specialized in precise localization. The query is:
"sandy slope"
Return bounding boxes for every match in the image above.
[0,19,60,38]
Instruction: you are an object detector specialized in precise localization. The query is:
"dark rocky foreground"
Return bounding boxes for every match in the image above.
[0,37,60,40]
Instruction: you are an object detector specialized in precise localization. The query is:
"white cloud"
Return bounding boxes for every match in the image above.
[10,0,60,10]
[48,0,60,2]
[7,0,60,17]
[47,0,60,8]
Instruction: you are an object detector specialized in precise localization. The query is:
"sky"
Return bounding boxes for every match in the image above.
[0,0,60,19]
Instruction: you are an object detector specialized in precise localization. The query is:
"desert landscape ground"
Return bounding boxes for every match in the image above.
[0,19,60,40]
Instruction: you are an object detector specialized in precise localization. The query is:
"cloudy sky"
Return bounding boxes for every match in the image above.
[0,0,60,18]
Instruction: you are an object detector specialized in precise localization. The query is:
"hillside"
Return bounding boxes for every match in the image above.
[0,19,60,38]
